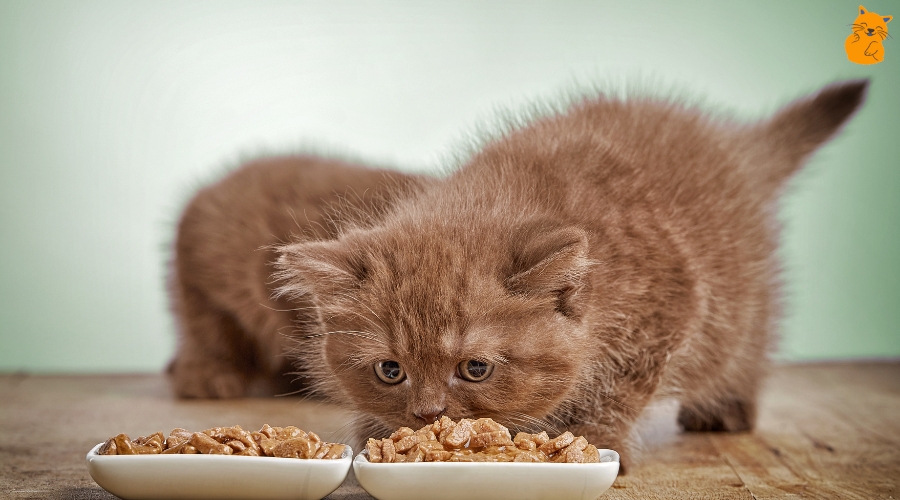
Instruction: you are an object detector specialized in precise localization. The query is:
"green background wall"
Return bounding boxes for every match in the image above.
[1,0,898,372]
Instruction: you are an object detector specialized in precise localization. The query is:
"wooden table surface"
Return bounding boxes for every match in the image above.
[1,362,898,499]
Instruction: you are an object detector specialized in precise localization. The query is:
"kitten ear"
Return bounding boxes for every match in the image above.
[753,79,868,190]
[859,5,867,15]
[505,226,593,317]
[884,15,892,23]
[274,238,367,305]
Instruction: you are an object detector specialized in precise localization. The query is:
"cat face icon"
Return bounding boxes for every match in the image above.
[845,5,892,64]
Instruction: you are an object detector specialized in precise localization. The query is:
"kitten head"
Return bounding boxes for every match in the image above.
[276,214,595,435]
[851,6,892,40]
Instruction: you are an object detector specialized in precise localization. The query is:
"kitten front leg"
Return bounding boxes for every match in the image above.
[169,283,257,398]
[169,345,249,399]
[568,426,631,473]
[564,379,657,475]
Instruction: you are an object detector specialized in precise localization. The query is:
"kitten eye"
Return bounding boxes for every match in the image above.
[375,360,405,384]
[458,360,494,382]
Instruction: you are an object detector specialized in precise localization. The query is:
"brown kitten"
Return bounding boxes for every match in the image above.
[274,81,868,465]
[168,155,424,398]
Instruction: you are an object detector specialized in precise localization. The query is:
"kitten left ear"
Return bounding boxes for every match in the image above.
[884,15,893,23]
[274,237,368,306]
[505,226,593,317]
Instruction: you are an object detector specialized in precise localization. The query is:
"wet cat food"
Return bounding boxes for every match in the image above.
[98,424,346,459]
[365,417,600,463]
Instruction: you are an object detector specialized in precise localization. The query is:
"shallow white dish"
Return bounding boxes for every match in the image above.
[353,449,620,500]
[85,442,353,500]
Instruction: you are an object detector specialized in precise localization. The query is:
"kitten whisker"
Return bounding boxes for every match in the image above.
[330,412,395,449]
[331,292,389,328]
[258,302,319,313]
[273,386,306,397]
[598,391,638,414]
[503,412,563,435]
[349,312,391,338]
[328,414,371,448]
[321,329,384,342]
[330,413,366,435]
[541,411,571,430]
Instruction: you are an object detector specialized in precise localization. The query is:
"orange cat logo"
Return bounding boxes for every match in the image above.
[845,5,892,64]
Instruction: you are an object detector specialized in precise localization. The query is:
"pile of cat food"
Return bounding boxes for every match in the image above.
[98,424,346,459]
[365,416,600,463]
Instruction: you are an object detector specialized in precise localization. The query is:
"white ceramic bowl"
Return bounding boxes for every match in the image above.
[353,449,620,500]
[85,443,353,500]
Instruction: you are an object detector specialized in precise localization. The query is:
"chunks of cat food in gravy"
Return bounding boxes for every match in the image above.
[98,424,346,459]
[365,417,600,463]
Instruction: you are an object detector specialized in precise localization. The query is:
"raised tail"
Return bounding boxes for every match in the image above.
[749,79,869,193]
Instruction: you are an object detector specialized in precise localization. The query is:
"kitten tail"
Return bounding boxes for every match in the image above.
[752,79,869,191]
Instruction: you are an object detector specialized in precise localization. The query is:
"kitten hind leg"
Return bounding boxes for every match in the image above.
[169,284,260,398]
[677,367,761,432]
[678,317,768,433]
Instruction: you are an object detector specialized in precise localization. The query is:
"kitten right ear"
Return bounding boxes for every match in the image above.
[505,226,593,317]
[274,238,367,306]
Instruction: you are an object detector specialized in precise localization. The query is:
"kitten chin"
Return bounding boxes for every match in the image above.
[275,80,868,468]
[167,155,426,399]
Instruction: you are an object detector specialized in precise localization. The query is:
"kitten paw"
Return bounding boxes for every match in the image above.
[208,373,248,399]
[169,362,249,399]
[677,399,754,432]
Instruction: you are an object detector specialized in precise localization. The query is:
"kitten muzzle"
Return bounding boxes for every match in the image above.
[414,407,447,424]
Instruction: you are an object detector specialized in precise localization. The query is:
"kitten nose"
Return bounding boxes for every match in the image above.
[414,407,447,424]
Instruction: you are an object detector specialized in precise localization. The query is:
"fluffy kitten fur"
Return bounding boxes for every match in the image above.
[170,81,867,467]
[169,156,423,397]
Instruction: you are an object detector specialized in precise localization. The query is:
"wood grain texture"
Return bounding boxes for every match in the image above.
[1,362,897,499]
